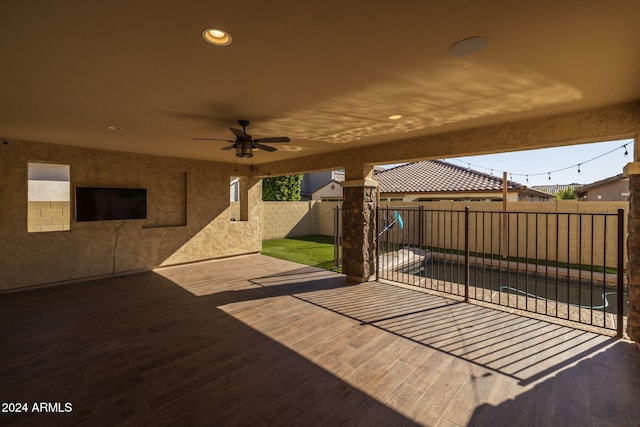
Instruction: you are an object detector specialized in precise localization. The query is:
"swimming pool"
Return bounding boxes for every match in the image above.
[402,259,627,316]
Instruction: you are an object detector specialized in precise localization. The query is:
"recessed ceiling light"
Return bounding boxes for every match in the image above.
[107,126,124,131]
[202,27,232,46]
[448,36,489,56]
[388,115,403,120]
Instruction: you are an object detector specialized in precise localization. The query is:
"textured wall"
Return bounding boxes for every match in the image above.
[0,140,262,290]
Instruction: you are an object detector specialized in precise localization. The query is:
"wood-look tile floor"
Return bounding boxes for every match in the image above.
[1,254,639,426]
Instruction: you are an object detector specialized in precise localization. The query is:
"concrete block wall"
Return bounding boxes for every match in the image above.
[262,201,318,240]
[28,201,71,232]
[317,202,341,236]
[377,200,627,269]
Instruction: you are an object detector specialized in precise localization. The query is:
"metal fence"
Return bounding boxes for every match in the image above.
[336,205,626,336]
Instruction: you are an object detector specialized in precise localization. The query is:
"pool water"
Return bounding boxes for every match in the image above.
[403,260,627,316]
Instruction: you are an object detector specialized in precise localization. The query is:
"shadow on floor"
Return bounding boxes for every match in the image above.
[0,267,417,426]
[467,340,640,426]
[248,270,618,385]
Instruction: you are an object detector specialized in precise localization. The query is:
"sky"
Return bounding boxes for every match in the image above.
[382,138,634,187]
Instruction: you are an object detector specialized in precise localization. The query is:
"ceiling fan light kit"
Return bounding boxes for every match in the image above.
[235,143,253,158]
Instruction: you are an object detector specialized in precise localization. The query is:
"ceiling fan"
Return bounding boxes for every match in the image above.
[193,120,290,158]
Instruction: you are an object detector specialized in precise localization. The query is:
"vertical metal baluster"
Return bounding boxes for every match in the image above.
[590,215,595,326]
[516,212,520,309]
[603,215,607,328]
[578,214,583,323]
[566,213,570,320]
[507,211,511,308]
[375,205,379,280]
[545,212,549,315]
[525,212,529,312]
[555,214,560,317]
[534,213,540,313]
[490,212,494,303]
[617,209,624,337]
[498,211,502,305]
[465,207,470,302]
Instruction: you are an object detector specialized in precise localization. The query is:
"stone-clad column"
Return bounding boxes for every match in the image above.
[340,162,378,283]
[624,135,640,347]
[341,180,378,282]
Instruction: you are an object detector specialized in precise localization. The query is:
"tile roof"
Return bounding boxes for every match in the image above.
[375,160,526,193]
[532,183,582,195]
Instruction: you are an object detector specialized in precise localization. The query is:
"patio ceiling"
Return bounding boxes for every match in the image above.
[1,1,639,166]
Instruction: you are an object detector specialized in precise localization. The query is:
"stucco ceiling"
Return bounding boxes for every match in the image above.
[1,1,639,166]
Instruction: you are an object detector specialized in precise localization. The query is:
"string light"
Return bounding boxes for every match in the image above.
[447,142,631,181]
[526,175,529,183]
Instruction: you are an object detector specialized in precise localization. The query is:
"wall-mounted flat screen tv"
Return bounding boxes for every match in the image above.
[75,187,147,221]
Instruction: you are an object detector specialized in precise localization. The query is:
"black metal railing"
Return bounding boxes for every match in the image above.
[335,205,626,336]
[333,206,342,270]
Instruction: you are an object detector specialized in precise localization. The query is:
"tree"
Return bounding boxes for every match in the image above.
[262,175,303,201]
[556,187,577,200]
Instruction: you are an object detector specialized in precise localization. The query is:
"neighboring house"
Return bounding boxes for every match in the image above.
[310,160,554,202]
[300,170,345,200]
[230,177,240,202]
[311,179,344,201]
[575,174,629,201]
[532,183,582,196]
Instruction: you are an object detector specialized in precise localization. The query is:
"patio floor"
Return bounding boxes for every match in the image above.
[1,254,639,426]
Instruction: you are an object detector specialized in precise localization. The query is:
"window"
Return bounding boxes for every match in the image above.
[229,177,247,221]
[28,163,70,232]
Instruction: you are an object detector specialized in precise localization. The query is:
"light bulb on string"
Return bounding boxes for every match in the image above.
[577,164,581,174]
[624,145,629,156]
[526,175,529,183]
[548,172,551,181]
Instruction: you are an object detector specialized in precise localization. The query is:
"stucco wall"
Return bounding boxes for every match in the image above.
[0,140,262,290]
[583,178,630,201]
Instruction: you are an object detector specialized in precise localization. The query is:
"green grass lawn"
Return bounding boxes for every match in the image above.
[261,235,338,271]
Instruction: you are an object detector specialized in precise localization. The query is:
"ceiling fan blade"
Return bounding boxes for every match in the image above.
[221,144,235,150]
[254,143,277,152]
[229,128,246,140]
[254,137,290,143]
[192,137,234,142]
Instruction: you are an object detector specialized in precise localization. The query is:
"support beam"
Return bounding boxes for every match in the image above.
[257,101,640,178]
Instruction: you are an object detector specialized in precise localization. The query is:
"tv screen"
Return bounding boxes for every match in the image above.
[75,187,147,221]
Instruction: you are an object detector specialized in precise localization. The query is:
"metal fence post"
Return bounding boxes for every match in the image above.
[376,205,380,281]
[464,206,470,302]
[617,208,625,338]
[333,206,340,270]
